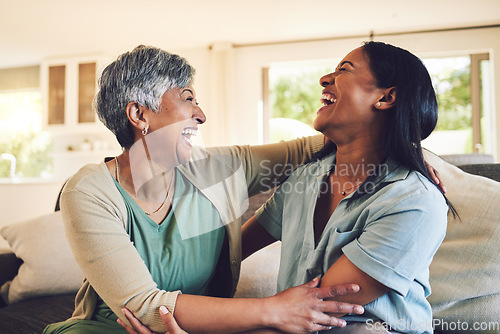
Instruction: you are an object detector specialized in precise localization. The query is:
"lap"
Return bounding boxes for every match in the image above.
[43,319,126,334]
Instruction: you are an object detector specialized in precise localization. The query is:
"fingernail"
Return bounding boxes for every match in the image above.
[159,305,169,315]
[355,305,364,314]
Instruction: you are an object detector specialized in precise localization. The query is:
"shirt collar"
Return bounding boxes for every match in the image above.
[314,152,411,188]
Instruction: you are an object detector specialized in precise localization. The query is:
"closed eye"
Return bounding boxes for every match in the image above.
[187,97,199,105]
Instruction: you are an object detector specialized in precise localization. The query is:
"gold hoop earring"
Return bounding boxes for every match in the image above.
[142,125,149,136]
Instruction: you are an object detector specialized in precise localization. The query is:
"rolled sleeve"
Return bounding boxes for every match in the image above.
[343,240,412,296]
[342,189,447,297]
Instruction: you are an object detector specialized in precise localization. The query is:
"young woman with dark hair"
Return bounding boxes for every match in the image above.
[239,42,451,334]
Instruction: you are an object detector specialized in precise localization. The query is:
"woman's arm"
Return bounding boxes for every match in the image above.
[319,255,389,317]
[241,215,277,260]
[318,187,448,317]
[206,135,324,197]
[120,279,364,334]
[173,279,355,334]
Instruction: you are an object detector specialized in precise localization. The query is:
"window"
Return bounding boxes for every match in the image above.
[0,90,52,179]
[422,53,492,155]
[0,66,52,179]
[264,61,333,143]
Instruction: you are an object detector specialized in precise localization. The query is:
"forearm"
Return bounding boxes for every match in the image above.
[241,216,277,260]
[173,294,273,334]
[245,135,325,195]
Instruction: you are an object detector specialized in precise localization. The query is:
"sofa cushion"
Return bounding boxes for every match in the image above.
[0,293,76,334]
[0,212,84,304]
[423,150,500,333]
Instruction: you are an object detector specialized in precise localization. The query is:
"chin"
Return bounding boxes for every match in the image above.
[312,119,324,133]
[177,147,193,165]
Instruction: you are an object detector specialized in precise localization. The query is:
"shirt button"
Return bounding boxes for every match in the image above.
[231,260,237,266]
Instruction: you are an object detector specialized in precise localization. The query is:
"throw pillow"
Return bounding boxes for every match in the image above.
[423,150,500,333]
[235,241,280,298]
[0,212,84,304]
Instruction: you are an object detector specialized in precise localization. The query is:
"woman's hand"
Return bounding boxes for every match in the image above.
[117,306,185,334]
[425,161,446,193]
[263,277,364,333]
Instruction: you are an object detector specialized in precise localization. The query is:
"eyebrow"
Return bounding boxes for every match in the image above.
[181,88,194,95]
[338,61,354,68]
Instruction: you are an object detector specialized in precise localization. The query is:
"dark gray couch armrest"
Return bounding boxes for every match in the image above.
[458,163,500,182]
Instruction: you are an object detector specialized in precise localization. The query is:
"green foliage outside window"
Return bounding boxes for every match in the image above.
[0,131,53,178]
[271,68,329,126]
[0,91,53,178]
[430,65,471,131]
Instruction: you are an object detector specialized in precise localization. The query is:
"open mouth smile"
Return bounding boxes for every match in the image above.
[321,93,337,106]
[181,127,197,145]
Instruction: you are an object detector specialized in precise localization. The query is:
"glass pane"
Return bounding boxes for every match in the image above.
[0,90,53,178]
[78,62,96,123]
[421,57,472,154]
[268,62,332,143]
[48,65,65,125]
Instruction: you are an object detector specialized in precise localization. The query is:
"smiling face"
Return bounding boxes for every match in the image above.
[144,86,206,167]
[313,47,388,143]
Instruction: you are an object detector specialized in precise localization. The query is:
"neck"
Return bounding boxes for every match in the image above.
[117,150,176,202]
[334,138,386,182]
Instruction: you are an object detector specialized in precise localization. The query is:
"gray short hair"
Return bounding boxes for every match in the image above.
[94,45,195,148]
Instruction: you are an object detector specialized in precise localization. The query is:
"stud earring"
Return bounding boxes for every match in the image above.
[142,125,149,136]
[375,102,381,107]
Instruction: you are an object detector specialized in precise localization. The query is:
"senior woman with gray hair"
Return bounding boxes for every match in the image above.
[43,45,364,334]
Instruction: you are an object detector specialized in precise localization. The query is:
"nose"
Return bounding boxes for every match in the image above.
[320,72,335,87]
[193,105,206,124]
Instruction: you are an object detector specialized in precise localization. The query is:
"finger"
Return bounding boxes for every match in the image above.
[306,316,347,333]
[122,308,152,334]
[432,169,440,184]
[321,300,364,315]
[315,283,360,299]
[310,314,348,329]
[304,276,320,288]
[159,306,184,334]
[117,318,138,334]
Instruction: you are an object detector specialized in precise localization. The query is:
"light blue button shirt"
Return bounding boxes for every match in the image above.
[256,152,448,334]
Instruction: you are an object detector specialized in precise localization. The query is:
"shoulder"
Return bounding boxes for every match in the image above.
[61,161,127,226]
[374,167,448,227]
[64,162,114,194]
[61,162,123,211]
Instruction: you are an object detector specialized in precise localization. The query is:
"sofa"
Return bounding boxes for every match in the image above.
[0,150,499,334]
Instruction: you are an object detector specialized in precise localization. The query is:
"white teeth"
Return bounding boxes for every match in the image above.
[321,94,336,104]
[182,128,197,136]
[182,128,197,145]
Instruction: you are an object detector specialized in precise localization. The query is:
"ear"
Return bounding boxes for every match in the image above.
[125,102,147,132]
[375,87,396,110]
